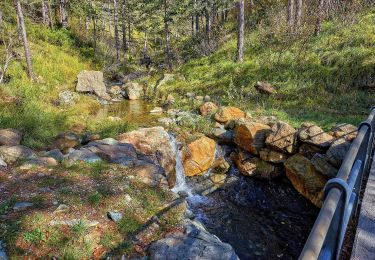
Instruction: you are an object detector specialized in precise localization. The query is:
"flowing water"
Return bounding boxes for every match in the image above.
[102,100,318,259]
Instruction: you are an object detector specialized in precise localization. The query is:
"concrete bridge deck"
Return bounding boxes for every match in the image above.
[351,156,375,259]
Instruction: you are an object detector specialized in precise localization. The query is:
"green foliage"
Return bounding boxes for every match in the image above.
[88,191,103,205]
[0,197,17,215]
[23,228,45,244]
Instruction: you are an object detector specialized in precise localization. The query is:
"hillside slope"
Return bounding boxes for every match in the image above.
[158,9,375,129]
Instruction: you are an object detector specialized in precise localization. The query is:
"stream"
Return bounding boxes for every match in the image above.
[99,100,319,260]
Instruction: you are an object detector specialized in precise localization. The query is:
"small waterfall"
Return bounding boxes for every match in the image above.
[169,134,192,196]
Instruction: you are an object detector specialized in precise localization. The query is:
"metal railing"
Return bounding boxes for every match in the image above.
[299,107,375,260]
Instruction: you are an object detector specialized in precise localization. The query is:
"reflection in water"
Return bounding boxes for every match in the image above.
[97,100,163,126]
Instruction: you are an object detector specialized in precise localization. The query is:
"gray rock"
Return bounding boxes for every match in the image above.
[13,202,33,211]
[311,153,338,178]
[0,145,35,165]
[204,95,211,102]
[150,107,163,114]
[0,129,22,146]
[54,204,70,214]
[212,128,234,144]
[58,90,79,106]
[43,149,64,162]
[149,219,239,260]
[331,123,358,141]
[157,117,175,126]
[76,70,110,100]
[64,148,102,165]
[298,122,334,148]
[0,240,8,260]
[123,82,143,100]
[95,138,119,145]
[85,142,138,165]
[186,92,195,98]
[0,158,7,167]
[107,211,123,222]
[19,157,58,170]
[326,138,352,168]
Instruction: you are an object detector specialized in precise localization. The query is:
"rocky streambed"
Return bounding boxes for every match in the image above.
[0,71,361,259]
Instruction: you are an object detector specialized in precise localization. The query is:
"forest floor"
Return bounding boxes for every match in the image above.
[0,161,185,258]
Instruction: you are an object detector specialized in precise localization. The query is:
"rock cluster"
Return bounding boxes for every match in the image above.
[192,103,358,207]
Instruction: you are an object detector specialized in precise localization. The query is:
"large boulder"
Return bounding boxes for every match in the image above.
[85,142,138,166]
[54,132,81,153]
[298,123,334,149]
[0,145,35,165]
[149,220,239,260]
[311,153,338,178]
[234,120,271,155]
[284,154,327,207]
[265,121,298,154]
[200,102,218,116]
[76,70,110,100]
[117,127,176,187]
[182,136,216,177]
[214,106,245,123]
[123,82,143,100]
[326,138,351,168]
[0,129,22,146]
[330,123,358,141]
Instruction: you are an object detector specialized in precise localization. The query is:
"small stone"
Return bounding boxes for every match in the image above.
[254,81,277,95]
[0,128,22,146]
[166,94,175,103]
[54,204,70,214]
[124,194,132,203]
[107,211,123,223]
[195,96,204,101]
[210,157,230,175]
[58,90,80,106]
[158,117,175,126]
[215,107,246,123]
[150,107,163,114]
[210,174,227,184]
[200,102,218,116]
[13,202,33,211]
[186,92,195,98]
[204,95,210,102]
[43,149,64,162]
[0,145,35,165]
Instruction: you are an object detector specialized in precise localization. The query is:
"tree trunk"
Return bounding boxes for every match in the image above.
[93,16,97,54]
[0,11,3,27]
[164,0,172,71]
[287,0,295,32]
[42,1,50,26]
[295,0,303,27]
[121,0,128,51]
[315,0,325,35]
[236,0,244,63]
[85,16,90,34]
[14,0,33,79]
[113,0,120,62]
[191,15,195,36]
[205,8,211,42]
[47,0,54,29]
[60,0,68,28]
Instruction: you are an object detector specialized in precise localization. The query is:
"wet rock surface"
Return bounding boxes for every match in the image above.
[149,219,239,260]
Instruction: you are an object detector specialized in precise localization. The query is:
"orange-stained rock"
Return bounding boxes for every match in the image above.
[182,136,216,177]
[284,154,328,207]
[234,120,271,155]
[200,102,218,116]
[214,107,245,123]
